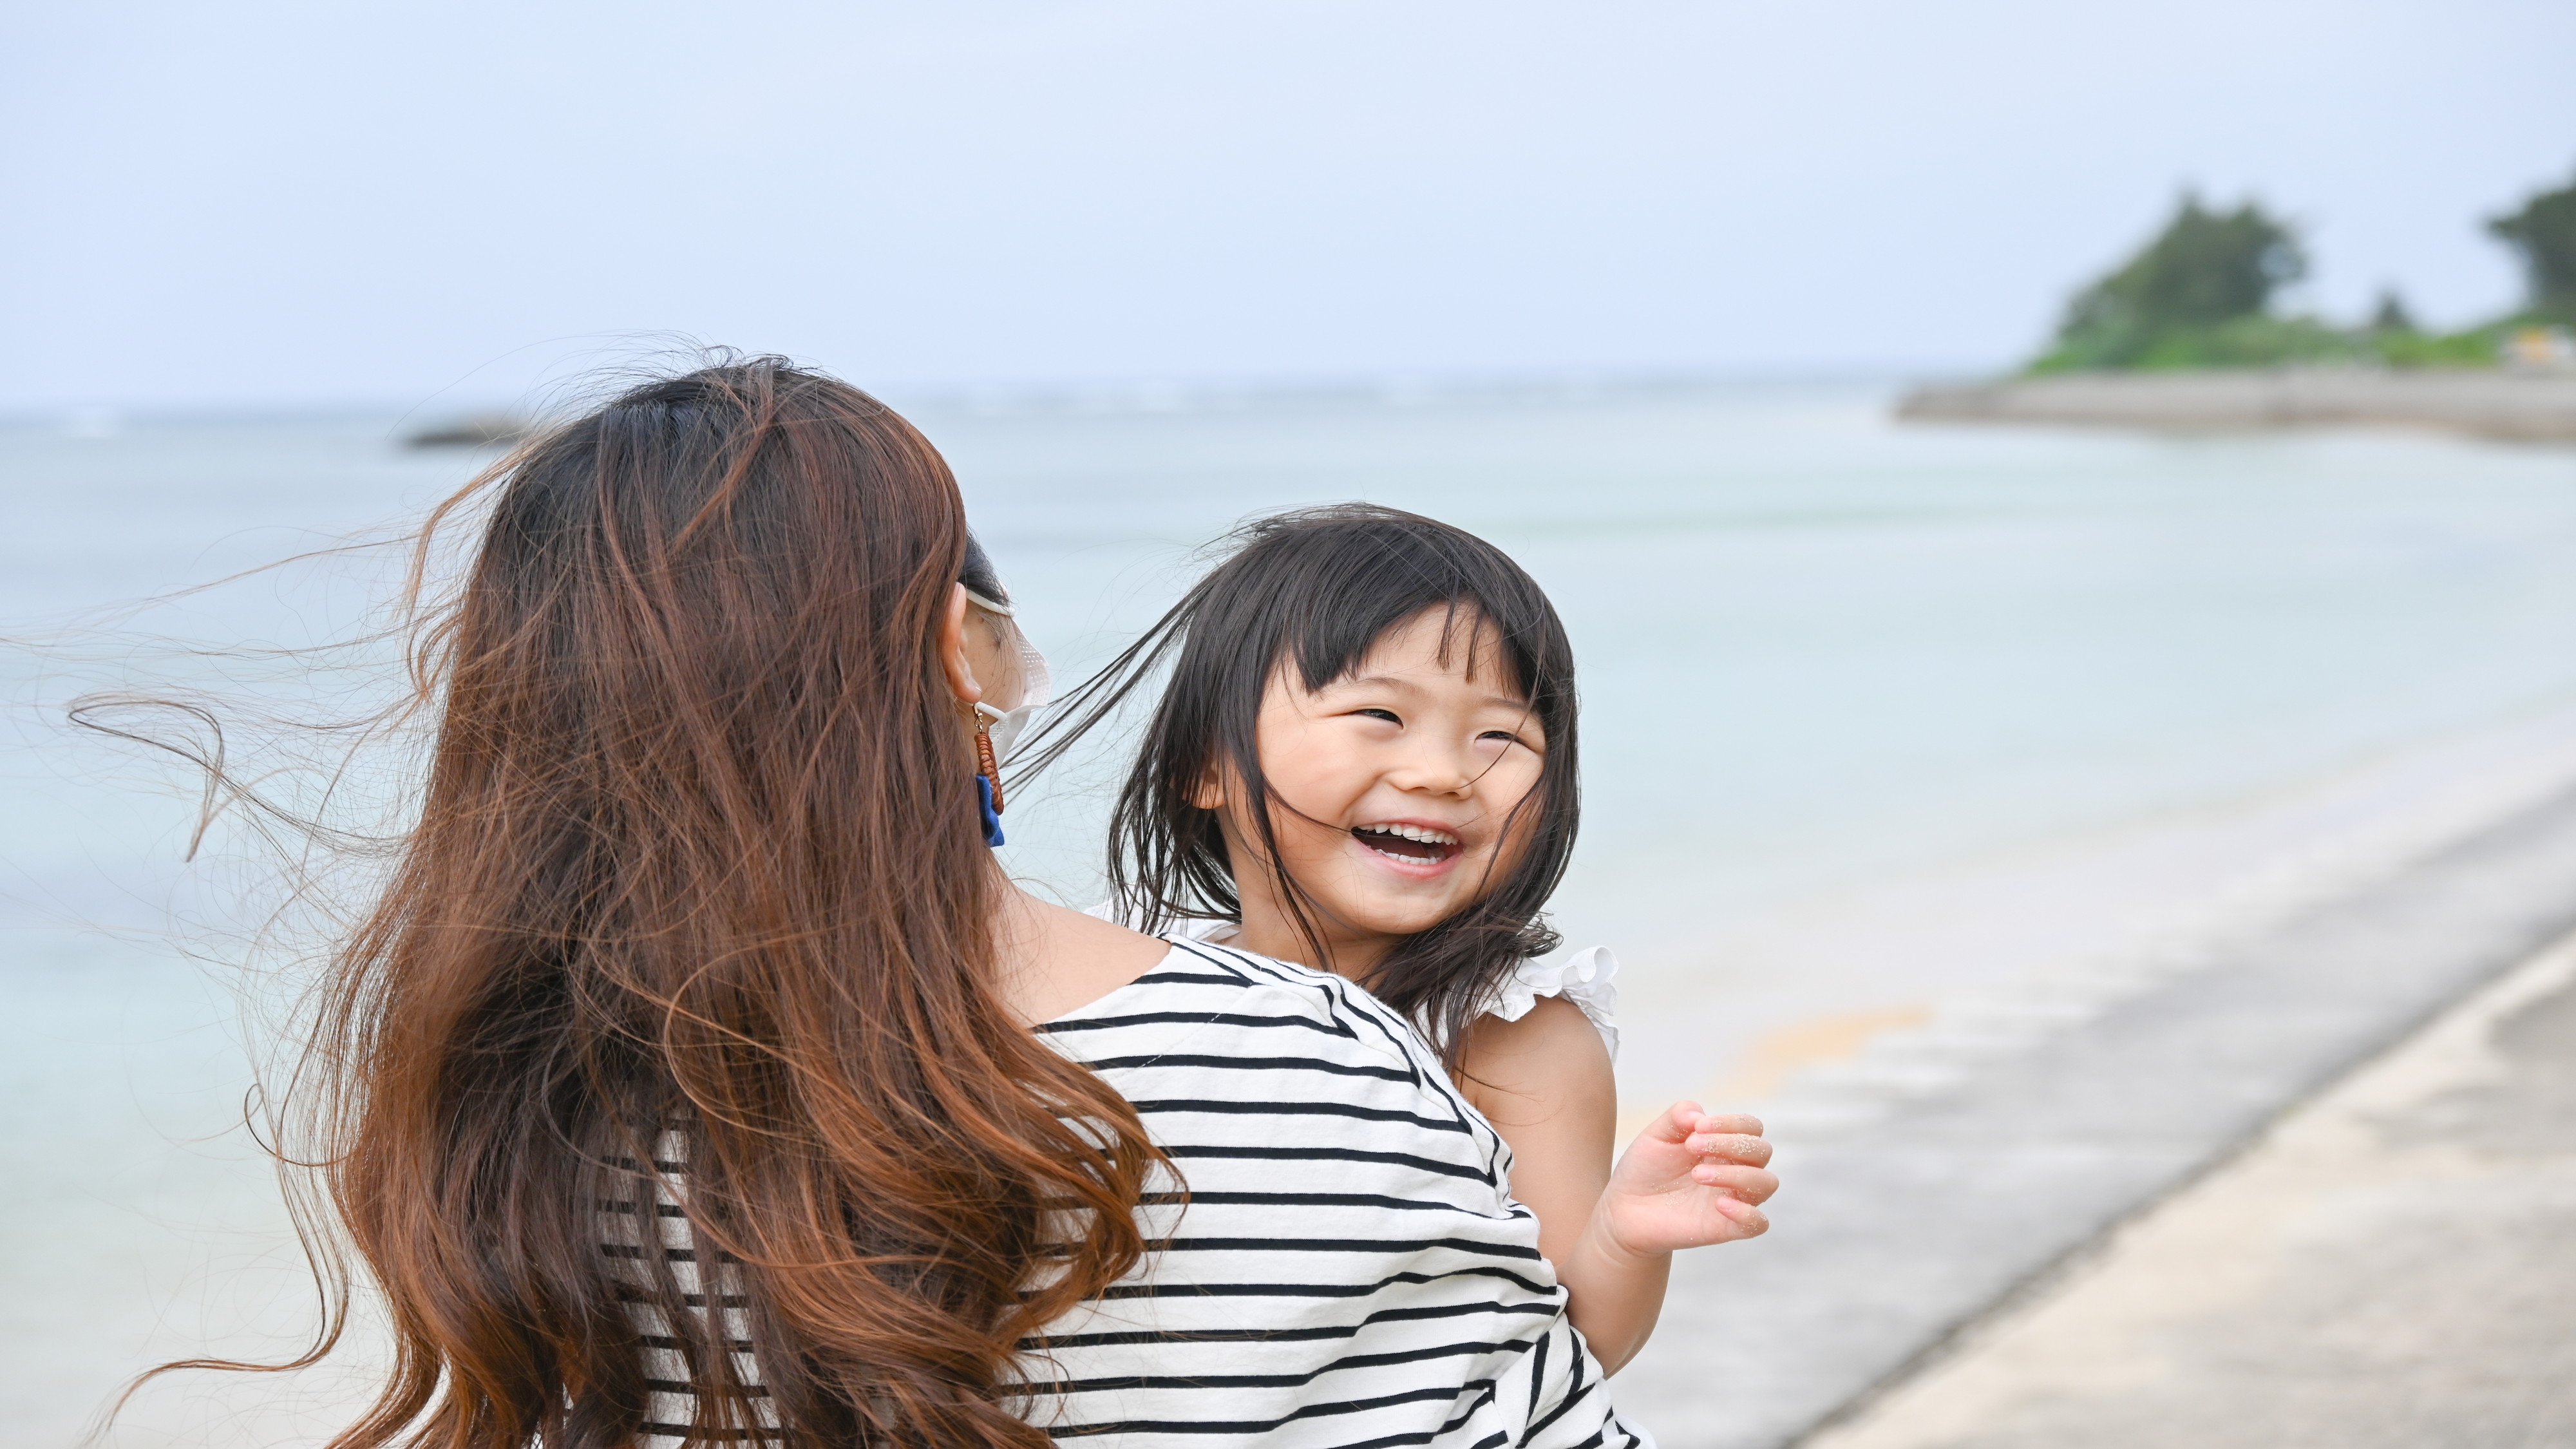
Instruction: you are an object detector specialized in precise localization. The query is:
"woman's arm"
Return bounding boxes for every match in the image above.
[1457,999,1774,1373]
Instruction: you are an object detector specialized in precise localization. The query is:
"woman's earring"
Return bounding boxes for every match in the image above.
[972,703,1007,848]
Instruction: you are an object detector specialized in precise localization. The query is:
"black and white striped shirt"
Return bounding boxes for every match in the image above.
[607,938,1650,1448]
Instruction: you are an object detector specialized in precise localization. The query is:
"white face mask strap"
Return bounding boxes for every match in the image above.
[1014,631,1054,711]
[965,587,1050,697]
[962,581,1052,759]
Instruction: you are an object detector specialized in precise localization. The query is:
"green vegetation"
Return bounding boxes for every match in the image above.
[2027,167,2576,374]
[2032,198,2320,372]
[2372,321,2521,369]
[2488,171,2576,325]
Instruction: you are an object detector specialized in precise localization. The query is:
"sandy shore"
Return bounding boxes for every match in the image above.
[1898,370,2576,442]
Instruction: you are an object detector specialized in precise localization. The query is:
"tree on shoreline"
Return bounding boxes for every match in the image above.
[2026,169,2576,374]
[2030,195,2342,373]
[2488,169,2576,324]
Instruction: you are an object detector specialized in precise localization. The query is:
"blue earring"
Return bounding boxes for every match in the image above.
[975,773,1005,848]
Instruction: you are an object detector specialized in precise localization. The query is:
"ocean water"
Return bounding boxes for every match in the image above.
[9,381,2576,1441]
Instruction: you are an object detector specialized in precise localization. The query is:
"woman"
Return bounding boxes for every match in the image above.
[271,359,1645,1448]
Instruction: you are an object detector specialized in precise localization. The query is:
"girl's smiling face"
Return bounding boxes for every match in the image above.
[1212,607,1548,978]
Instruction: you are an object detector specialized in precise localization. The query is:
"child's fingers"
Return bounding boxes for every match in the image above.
[1648,1101,1707,1142]
[1714,1196,1771,1237]
[1689,1162,1779,1204]
[1685,1132,1772,1167]
[1647,1104,1766,1144]
[1689,1112,1764,1139]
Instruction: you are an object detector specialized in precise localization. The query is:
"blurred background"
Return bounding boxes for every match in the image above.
[6,2,2575,1446]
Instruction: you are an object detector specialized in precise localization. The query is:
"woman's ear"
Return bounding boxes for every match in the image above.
[1189,768,1227,811]
[937,583,984,706]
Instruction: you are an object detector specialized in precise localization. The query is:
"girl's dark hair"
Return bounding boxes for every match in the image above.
[1027,504,1578,1066]
[143,359,1159,1448]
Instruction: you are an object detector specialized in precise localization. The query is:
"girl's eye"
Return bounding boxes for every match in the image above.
[1354,708,1402,724]
[1478,730,1525,746]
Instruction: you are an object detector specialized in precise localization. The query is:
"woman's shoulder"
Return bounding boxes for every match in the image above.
[1037,935,1435,1069]
[1066,908,1374,1023]
[1486,946,1622,1061]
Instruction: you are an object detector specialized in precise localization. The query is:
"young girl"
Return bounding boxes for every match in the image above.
[1047,504,1778,1373]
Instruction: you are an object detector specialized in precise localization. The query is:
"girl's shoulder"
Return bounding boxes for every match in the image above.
[1486,947,1622,1061]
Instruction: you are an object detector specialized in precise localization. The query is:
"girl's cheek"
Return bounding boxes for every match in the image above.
[1487,761,1545,814]
[1478,773,1548,872]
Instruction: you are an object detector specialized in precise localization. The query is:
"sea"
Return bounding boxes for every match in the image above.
[10,379,2576,1443]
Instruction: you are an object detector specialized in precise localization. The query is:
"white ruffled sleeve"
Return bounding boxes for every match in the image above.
[1482,947,1621,1061]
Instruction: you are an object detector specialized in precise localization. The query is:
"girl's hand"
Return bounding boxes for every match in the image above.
[1591,1101,1776,1259]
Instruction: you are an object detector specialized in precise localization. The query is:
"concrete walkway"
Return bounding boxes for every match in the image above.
[1804,931,2576,1449]
[1611,785,2576,1449]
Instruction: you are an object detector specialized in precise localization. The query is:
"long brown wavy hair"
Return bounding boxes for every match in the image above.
[213,360,1157,1447]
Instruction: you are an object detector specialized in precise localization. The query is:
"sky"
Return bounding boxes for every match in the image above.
[3,0,2571,413]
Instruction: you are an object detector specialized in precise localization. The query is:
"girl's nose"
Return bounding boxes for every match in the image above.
[1389,748,1477,797]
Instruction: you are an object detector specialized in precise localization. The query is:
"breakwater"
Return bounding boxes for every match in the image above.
[1899,369,2576,442]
